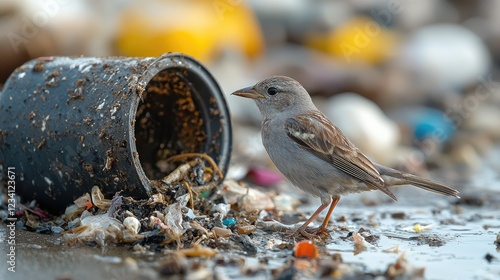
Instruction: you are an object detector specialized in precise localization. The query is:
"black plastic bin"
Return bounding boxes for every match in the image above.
[0,53,232,213]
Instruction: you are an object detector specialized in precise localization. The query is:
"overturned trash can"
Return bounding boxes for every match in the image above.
[0,53,232,213]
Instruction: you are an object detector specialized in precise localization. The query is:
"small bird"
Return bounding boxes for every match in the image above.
[232,76,459,238]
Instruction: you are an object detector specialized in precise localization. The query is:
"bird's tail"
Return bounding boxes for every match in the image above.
[376,164,460,198]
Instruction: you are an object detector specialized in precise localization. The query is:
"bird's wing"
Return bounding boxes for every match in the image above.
[285,111,397,200]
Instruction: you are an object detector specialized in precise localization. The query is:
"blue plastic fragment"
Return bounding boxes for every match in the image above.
[222,217,236,227]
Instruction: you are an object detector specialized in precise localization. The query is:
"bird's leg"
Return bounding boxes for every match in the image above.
[311,196,340,235]
[291,200,331,238]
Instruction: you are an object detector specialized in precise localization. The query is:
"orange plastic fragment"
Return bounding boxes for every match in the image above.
[294,240,319,259]
[85,201,93,210]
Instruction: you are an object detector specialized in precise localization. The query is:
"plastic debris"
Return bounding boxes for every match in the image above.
[123,216,140,235]
[265,238,286,251]
[246,167,283,187]
[107,195,123,217]
[185,208,196,220]
[51,226,65,234]
[385,252,425,279]
[222,217,236,227]
[163,201,185,244]
[273,193,300,212]
[218,180,275,212]
[179,244,218,258]
[383,245,400,254]
[294,240,319,259]
[63,204,84,222]
[211,203,231,218]
[63,214,125,247]
[212,227,232,238]
[401,223,433,233]
[229,235,258,256]
[353,232,376,255]
[91,186,111,211]
[237,225,256,235]
[73,193,91,209]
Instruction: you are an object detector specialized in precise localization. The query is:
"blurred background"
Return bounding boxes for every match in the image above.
[1,0,500,196]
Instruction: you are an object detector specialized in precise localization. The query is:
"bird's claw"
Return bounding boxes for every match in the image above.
[287,226,330,240]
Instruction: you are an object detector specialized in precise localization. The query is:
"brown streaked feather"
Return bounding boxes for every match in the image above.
[285,112,397,201]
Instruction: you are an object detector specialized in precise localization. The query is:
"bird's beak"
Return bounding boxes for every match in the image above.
[231,86,265,100]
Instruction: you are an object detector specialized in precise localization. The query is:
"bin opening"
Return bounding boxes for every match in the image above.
[134,69,206,180]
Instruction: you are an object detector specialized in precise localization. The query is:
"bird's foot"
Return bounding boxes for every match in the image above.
[287,226,330,240]
[306,226,330,236]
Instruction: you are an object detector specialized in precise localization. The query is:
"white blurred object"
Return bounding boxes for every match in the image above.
[218,180,275,212]
[465,104,500,139]
[123,216,140,235]
[324,93,400,166]
[273,193,300,212]
[5,0,124,56]
[209,51,261,124]
[403,24,491,90]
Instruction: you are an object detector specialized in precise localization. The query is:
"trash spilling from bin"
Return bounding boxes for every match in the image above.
[0,53,232,213]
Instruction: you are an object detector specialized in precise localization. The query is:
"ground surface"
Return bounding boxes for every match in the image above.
[1,185,499,280]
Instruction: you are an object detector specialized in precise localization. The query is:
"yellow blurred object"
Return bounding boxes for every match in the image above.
[306,17,399,64]
[115,0,264,63]
[412,223,432,233]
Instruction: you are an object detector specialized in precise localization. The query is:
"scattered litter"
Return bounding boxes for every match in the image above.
[218,180,275,212]
[163,201,185,244]
[64,204,83,222]
[212,227,232,238]
[382,245,400,254]
[63,214,125,247]
[91,186,111,210]
[51,226,64,234]
[74,193,91,209]
[237,225,256,235]
[391,212,407,220]
[211,203,230,218]
[294,240,318,259]
[385,252,425,280]
[401,223,433,233]
[123,216,140,235]
[353,232,376,255]
[222,217,236,227]
[179,244,218,258]
[484,253,496,263]
[273,193,300,212]
[246,167,283,186]
[413,234,446,247]
[265,238,287,251]
[229,234,258,256]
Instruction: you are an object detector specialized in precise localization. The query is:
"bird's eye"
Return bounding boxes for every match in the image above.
[267,87,278,95]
